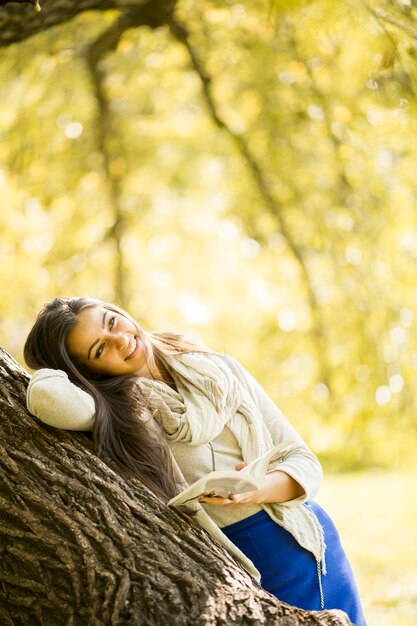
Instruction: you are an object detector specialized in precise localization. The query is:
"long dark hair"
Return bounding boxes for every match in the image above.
[23,297,208,502]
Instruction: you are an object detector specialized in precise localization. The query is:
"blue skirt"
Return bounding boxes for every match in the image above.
[222,502,366,626]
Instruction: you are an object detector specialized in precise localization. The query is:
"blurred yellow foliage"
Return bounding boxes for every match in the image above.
[0,0,417,476]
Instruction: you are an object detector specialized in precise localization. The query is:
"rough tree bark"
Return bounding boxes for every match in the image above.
[0,347,352,625]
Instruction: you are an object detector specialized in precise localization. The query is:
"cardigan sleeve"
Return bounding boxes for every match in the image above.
[222,355,323,503]
[27,369,96,431]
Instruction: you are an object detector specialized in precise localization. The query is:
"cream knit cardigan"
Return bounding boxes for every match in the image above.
[27,353,325,579]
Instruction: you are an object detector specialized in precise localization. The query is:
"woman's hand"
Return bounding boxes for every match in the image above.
[198,462,305,507]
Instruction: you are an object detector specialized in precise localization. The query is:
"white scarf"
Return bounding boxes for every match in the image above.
[139,351,274,464]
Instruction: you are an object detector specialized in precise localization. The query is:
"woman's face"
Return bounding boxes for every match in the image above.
[67,306,152,377]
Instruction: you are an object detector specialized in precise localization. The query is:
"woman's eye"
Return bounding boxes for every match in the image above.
[109,315,116,330]
[96,343,105,359]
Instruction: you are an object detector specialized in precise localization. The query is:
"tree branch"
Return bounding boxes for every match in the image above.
[86,14,134,308]
[168,17,332,391]
[0,0,41,11]
[0,0,177,48]
[371,6,417,40]
[85,4,174,307]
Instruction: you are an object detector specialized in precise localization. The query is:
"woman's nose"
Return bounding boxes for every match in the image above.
[109,332,129,350]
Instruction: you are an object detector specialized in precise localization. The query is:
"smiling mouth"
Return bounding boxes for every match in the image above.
[125,337,138,360]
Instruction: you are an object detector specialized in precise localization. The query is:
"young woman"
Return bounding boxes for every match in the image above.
[24,296,366,626]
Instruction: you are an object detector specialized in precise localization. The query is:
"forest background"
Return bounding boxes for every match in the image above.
[0,0,416,624]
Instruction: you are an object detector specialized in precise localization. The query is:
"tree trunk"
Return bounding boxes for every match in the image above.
[0,347,352,625]
[0,0,176,47]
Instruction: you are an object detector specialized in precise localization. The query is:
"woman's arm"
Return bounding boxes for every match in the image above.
[222,355,323,501]
[199,354,322,508]
[242,469,306,503]
[27,369,95,430]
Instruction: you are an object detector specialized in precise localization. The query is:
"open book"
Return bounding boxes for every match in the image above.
[168,443,293,507]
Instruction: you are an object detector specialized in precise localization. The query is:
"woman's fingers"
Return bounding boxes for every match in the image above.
[198,496,235,506]
[199,489,261,507]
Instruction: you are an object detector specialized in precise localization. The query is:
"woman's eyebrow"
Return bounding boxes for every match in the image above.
[87,311,108,359]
